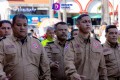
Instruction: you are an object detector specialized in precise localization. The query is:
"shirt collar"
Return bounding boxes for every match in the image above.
[105,41,119,48]
[11,35,27,43]
[55,39,66,47]
[78,33,91,43]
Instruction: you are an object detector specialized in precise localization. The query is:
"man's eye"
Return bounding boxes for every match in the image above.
[1,27,6,30]
[109,32,113,34]
[82,21,87,23]
[7,27,11,29]
[16,24,21,26]
[24,24,27,27]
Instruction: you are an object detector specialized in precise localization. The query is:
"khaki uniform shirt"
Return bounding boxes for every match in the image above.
[64,33,108,80]
[0,35,51,80]
[45,39,69,80]
[103,42,120,77]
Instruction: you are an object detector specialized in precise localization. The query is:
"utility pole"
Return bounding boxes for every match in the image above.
[49,0,54,18]
[63,0,67,22]
[101,0,110,25]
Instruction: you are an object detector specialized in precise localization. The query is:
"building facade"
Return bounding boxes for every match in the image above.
[0,0,118,25]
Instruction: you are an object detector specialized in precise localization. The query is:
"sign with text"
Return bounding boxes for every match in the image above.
[52,3,73,10]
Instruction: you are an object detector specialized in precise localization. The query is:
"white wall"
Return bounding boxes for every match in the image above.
[0,0,10,20]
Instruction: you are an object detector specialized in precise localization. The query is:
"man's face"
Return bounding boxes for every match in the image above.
[12,18,28,39]
[46,29,55,39]
[0,23,12,37]
[77,16,92,34]
[55,24,68,40]
[73,30,79,37]
[106,28,118,44]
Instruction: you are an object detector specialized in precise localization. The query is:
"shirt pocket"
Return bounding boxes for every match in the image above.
[30,48,41,67]
[105,53,116,66]
[51,49,61,61]
[4,47,18,66]
[74,48,82,63]
[91,48,101,61]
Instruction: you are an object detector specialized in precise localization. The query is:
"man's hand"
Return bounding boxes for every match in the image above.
[50,61,59,71]
[70,73,81,80]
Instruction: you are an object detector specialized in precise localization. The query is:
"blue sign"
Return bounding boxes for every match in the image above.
[10,15,49,25]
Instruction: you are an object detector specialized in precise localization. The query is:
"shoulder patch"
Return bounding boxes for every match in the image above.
[67,37,74,41]
[47,41,54,44]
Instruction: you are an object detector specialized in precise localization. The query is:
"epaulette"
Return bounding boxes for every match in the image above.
[67,37,74,41]
[32,36,41,42]
[47,41,54,44]
[95,37,101,43]
[0,37,6,41]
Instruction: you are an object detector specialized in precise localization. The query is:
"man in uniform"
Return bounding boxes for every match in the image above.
[45,22,69,80]
[0,20,12,41]
[0,14,51,80]
[64,14,108,80]
[103,25,120,80]
[41,27,55,47]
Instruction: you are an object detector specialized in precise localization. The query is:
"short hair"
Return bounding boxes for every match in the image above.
[0,20,12,27]
[76,14,90,24]
[12,14,28,27]
[71,29,78,37]
[46,27,54,33]
[105,25,117,33]
[54,22,67,30]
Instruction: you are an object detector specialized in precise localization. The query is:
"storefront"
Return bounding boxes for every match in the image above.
[8,0,50,25]
[9,6,49,25]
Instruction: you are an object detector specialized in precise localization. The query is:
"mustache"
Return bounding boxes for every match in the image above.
[86,26,91,29]
[61,34,67,37]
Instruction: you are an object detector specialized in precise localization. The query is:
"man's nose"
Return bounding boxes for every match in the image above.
[5,28,9,32]
[21,25,25,29]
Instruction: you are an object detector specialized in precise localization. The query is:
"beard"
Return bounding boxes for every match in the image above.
[57,34,67,41]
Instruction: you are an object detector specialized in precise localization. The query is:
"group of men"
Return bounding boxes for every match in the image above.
[0,13,120,80]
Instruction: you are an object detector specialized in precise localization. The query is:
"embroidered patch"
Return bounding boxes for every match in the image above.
[6,45,15,49]
[32,43,39,49]
[93,42,99,48]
